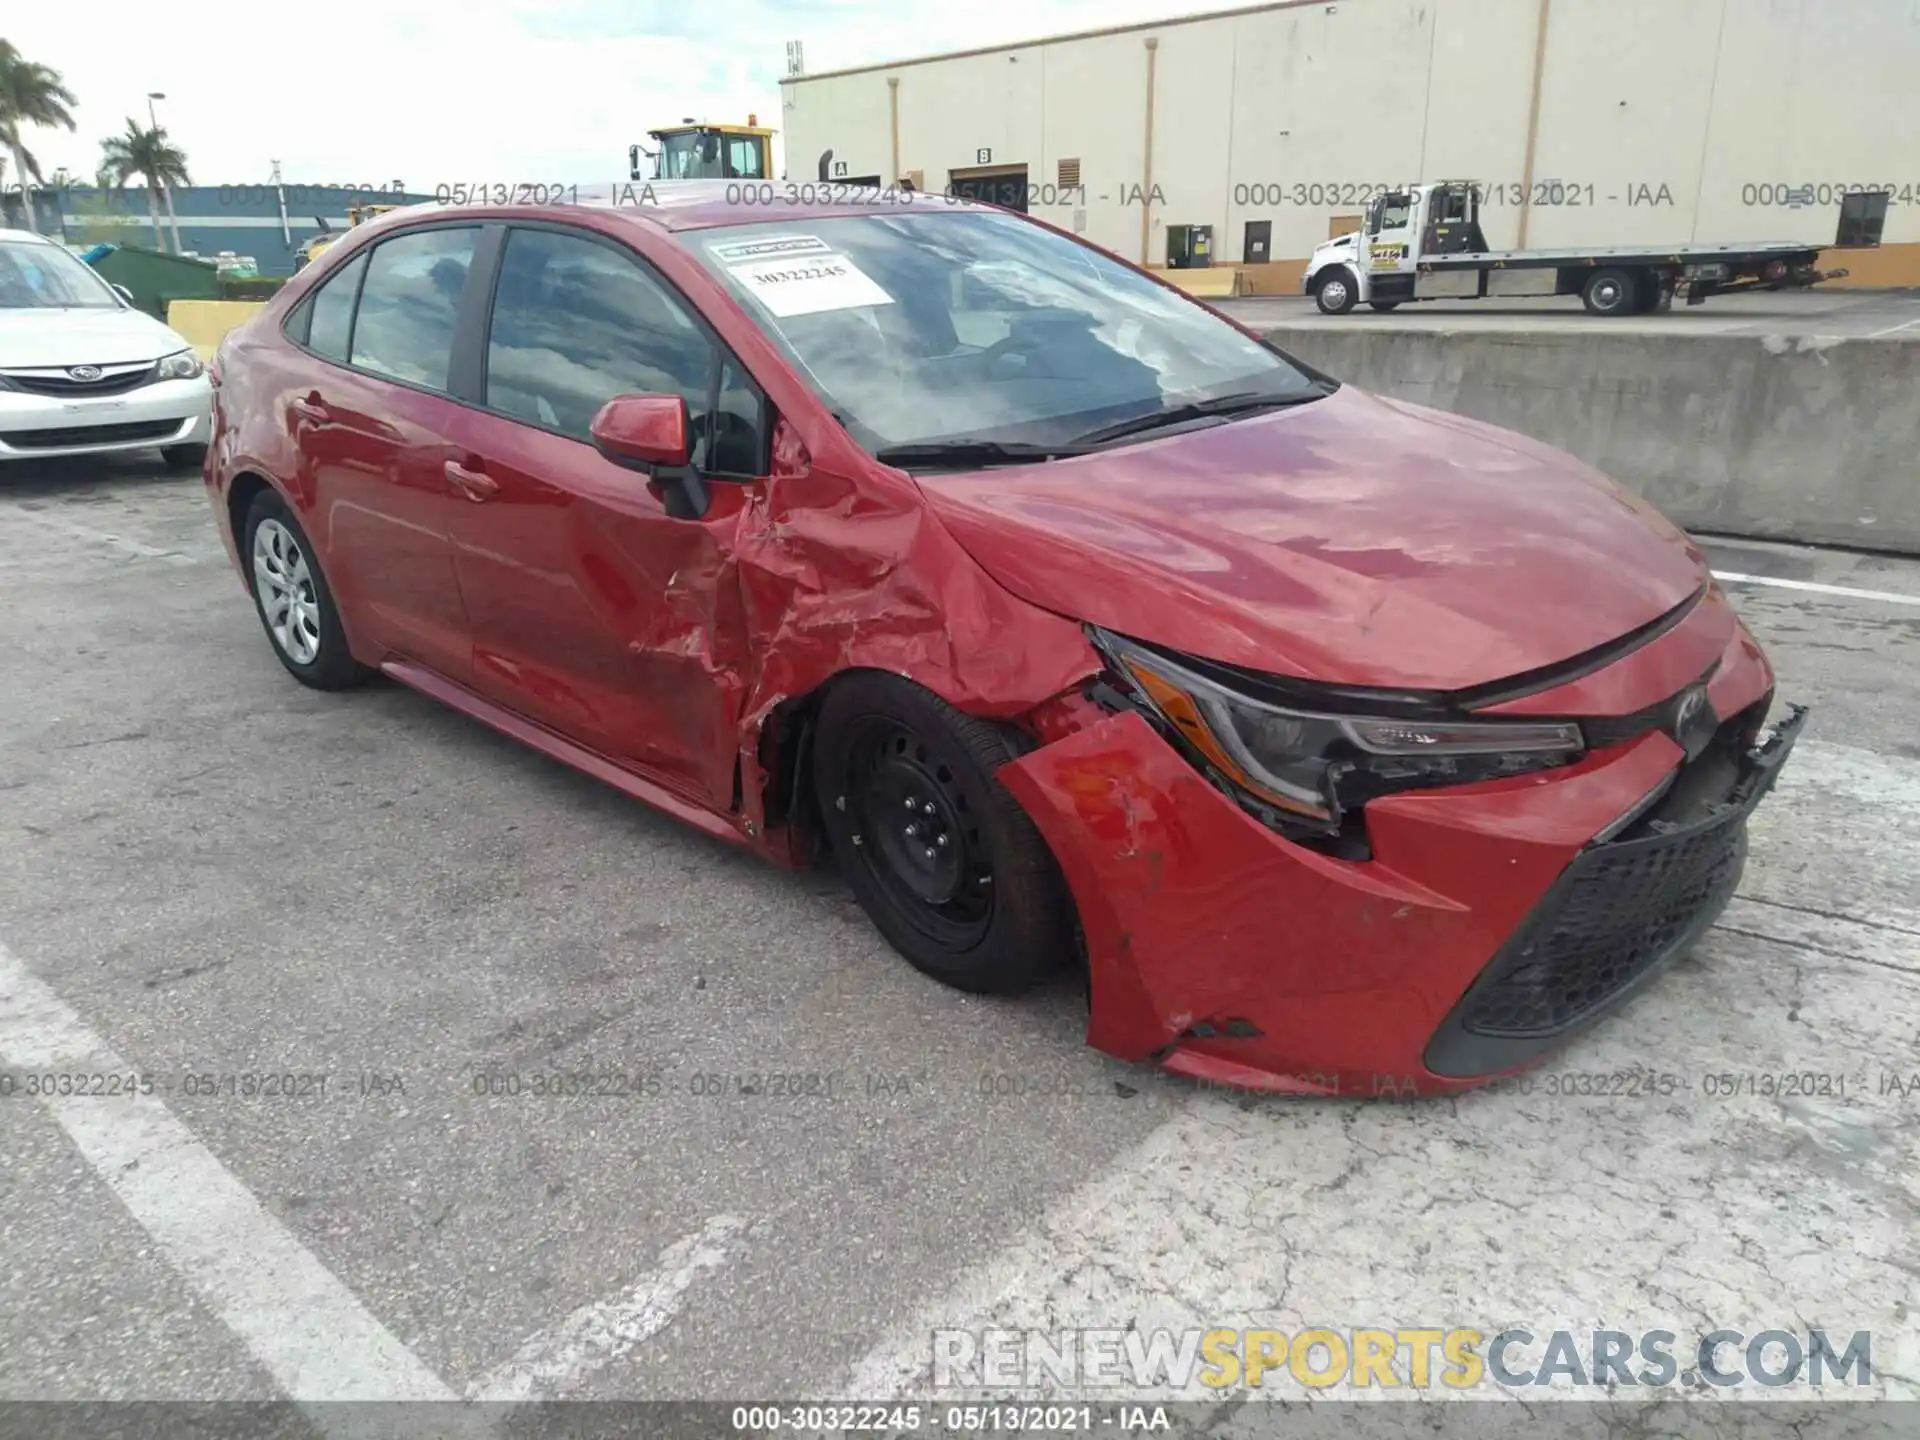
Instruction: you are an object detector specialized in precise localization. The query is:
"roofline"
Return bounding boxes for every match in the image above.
[649,125,776,137]
[779,0,1328,85]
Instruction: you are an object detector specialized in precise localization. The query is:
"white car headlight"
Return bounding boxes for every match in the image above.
[157,349,205,381]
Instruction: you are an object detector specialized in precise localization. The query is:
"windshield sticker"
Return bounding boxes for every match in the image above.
[727,253,895,317]
[709,235,834,263]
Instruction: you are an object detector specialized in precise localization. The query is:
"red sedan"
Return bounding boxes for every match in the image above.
[204,184,1804,1096]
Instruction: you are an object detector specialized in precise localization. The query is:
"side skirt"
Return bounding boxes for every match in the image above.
[381,658,753,854]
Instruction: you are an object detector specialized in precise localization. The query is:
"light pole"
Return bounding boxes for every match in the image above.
[148,90,183,254]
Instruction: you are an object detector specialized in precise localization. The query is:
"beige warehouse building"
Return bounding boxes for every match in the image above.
[778,0,1920,292]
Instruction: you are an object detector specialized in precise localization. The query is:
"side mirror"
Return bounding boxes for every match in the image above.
[590,393,708,519]
[111,283,135,305]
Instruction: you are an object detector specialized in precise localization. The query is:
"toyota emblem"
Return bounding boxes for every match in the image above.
[67,364,104,381]
[1671,684,1717,758]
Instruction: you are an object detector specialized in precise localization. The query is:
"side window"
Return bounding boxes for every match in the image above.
[726,138,764,179]
[302,251,368,362]
[485,227,719,451]
[709,361,765,476]
[349,227,479,392]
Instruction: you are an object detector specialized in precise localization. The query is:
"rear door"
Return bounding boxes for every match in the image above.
[284,224,483,682]
[437,222,768,808]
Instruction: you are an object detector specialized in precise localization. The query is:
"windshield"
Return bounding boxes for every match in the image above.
[0,240,122,310]
[680,210,1328,451]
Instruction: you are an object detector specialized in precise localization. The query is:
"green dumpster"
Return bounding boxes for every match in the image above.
[83,243,221,322]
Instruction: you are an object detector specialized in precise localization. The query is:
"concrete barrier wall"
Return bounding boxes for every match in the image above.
[1256,327,1920,555]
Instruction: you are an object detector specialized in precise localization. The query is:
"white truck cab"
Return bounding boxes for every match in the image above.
[1299,181,1841,317]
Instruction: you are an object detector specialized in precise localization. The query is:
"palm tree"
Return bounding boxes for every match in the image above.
[98,119,191,252]
[0,42,78,234]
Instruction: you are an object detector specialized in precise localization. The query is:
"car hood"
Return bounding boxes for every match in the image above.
[914,385,1708,693]
[0,307,193,368]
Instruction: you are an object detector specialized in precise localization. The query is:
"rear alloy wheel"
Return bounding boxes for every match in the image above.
[813,673,1074,994]
[1582,267,1638,317]
[243,489,369,690]
[1315,267,1359,315]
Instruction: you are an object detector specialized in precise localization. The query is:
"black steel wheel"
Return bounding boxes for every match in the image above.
[812,673,1074,994]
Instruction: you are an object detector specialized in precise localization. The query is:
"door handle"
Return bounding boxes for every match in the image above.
[444,459,499,501]
[289,394,327,422]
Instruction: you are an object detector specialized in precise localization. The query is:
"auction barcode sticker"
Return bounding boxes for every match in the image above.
[709,235,834,263]
[726,253,895,317]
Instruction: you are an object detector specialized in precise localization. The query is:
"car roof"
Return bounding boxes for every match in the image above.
[355,180,998,239]
[0,227,57,245]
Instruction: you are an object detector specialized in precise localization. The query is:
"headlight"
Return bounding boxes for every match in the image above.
[157,350,205,381]
[1095,630,1584,834]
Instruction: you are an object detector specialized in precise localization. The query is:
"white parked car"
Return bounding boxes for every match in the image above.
[0,227,213,467]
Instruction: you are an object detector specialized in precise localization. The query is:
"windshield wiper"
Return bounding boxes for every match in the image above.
[1071,387,1332,446]
[873,439,1095,470]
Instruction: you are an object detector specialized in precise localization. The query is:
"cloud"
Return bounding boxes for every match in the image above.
[5,0,1207,184]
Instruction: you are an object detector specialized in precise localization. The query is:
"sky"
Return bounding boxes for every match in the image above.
[4,0,1211,189]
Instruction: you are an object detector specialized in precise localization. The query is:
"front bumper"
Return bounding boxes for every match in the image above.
[0,377,213,461]
[998,622,1802,1097]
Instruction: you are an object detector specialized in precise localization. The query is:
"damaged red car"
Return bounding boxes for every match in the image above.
[205,184,1804,1096]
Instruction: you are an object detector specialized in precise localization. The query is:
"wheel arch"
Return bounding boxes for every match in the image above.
[753,665,1053,867]
[226,470,276,555]
[1315,262,1356,293]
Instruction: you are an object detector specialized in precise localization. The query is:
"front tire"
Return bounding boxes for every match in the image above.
[1315,267,1359,315]
[161,442,208,470]
[1368,300,1402,312]
[242,489,369,690]
[812,673,1074,995]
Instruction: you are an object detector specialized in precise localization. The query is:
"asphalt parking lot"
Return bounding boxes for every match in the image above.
[1216,287,1920,337]
[1,454,1917,1429]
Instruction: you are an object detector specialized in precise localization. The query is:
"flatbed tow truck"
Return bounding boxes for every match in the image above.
[1302,180,1848,316]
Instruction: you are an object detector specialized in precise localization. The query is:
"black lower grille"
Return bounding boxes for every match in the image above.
[1,420,182,449]
[1423,700,1807,1080]
[1461,813,1747,1037]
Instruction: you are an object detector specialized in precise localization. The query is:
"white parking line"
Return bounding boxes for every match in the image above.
[1714,570,1920,606]
[468,1214,746,1404]
[0,941,461,1419]
[1866,313,1920,340]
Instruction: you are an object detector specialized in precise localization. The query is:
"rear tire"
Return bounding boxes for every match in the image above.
[1582,267,1637,317]
[242,488,370,691]
[161,443,208,470]
[812,673,1074,995]
[1368,301,1402,312]
[1315,267,1359,315]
